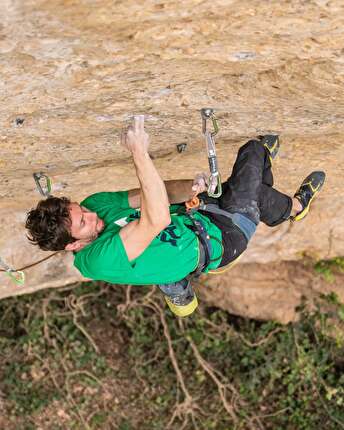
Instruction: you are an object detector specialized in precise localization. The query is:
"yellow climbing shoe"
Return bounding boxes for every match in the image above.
[259,135,280,163]
[165,294,198,317]
[291,171,326,222]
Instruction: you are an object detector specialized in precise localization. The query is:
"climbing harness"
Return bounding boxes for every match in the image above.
[0,256,25,286]
[161,196,256,316]
[160,214,217,317]
[159,203,224,317]
[201,108,222,198]
[33,172,52,197]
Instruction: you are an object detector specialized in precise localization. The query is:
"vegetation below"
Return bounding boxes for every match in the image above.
[0,258,343,430]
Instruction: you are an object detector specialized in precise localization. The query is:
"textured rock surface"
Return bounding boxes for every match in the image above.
[197,260,344,324]
[1,0,344,321]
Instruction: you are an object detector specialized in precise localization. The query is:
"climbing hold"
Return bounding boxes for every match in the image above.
[177,143,187,153]
[15,117,25,126]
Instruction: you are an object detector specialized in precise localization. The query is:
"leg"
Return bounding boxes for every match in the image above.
[220,139,294,227]
[220,139,271,225]
[258,184,292,226]
[158,279,198,317]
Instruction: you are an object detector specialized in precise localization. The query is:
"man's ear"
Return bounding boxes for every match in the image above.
[65,240,83,252]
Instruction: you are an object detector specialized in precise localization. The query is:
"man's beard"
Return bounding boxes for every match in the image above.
[90,231,99,241]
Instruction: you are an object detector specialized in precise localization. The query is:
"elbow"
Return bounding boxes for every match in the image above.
[142,215,171,234]
[162,215,171,228]
[155,215,171,233]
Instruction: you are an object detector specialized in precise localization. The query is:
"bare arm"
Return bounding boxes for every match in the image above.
[128,179,194,208]
[119,116,171,261]
[132,150,171,225]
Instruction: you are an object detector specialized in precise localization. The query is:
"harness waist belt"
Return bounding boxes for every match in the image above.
[185,215,212,275]
[199,202,257,242]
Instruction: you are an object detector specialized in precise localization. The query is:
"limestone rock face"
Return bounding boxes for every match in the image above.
[1,0,344,321]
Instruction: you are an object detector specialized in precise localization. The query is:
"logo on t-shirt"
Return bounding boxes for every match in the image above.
[114,212,140,227]
[114,218,129,227]
[115,213,181,248]
[157,225,181,247]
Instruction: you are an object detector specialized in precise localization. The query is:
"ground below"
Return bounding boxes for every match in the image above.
[1,0,344,321]
[0,260,343,430]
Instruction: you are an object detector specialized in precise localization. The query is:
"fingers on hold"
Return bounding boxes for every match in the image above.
[120,129,127,144]
[133,114,145,132]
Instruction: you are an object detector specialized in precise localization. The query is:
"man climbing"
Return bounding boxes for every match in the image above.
[26,115,325,316]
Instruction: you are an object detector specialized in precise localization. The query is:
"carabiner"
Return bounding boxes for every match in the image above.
[200,108,222,198]
[6,270,25,286]
[33,172,52,197]
[0,257,25,286]
[201,108,219,136]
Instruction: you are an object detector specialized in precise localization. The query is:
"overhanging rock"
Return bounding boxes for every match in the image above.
[1,0,344,322]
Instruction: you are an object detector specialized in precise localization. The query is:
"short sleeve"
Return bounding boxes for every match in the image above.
[74,233,134,282]
[80,191,129,212]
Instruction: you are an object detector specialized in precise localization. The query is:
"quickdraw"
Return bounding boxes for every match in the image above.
[0,256,25,286]
[201,108,222,198]
[33,172,52,197]
[0,173,54,287]
[0,252,60,286]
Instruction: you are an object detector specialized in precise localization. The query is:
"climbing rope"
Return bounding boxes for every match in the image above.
[0,172,55,286]
[0,251,60,286]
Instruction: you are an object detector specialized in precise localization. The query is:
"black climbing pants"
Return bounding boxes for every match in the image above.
[199,139,293,266]
[220,139,292,226]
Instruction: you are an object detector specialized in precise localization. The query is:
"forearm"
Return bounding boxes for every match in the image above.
[128,179,194,208]
[164,180,194,204]
[132,151,170,225]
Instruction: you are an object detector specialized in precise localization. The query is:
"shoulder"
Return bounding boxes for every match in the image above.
[80,191,129,211]
[74,232,132,276]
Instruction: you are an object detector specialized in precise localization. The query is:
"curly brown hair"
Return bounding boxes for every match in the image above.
[25,197,76,251]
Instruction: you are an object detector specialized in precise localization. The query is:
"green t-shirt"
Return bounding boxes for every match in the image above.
[73,192,223,285]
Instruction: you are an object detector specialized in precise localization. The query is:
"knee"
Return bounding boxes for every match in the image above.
[264,218,286,227]
[263,197,292,227]
[238,139,264,156]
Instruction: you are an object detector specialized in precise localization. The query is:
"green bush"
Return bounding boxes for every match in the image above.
[314,257,344,282]
[0,282,343,429]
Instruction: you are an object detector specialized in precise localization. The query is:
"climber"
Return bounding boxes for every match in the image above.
[25,115,325,316]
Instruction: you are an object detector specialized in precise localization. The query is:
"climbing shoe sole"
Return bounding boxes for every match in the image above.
[259,135,280,162]
[165,295,198,317]
[291,171,326,222]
